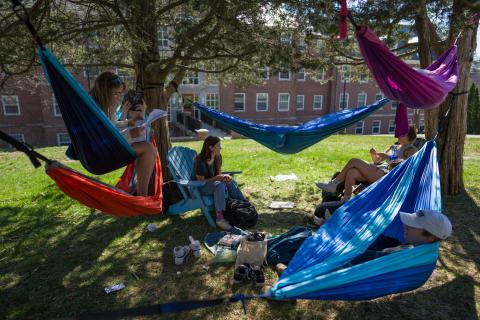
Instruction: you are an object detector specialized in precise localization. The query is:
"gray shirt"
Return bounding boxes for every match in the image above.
[193,159,215,180]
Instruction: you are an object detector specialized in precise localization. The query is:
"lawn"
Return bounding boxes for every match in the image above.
[0,135,479,320]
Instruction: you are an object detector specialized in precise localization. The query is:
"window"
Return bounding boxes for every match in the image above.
[391,101,399,110]
[340,65,351,82]
[205,93,219,110]
[234,93,245,112]
[313,95,323,110]
[388,120,396,134]
[260,67,269,80]
[278,93,290,111]
[52,95,61,116]
[296,95,304,110]
[158,26,169,48]
[375,93,384,101]
[315,69,325,81]
[278,70,290,81]
[182,71,199,85]
[1,95,20,115]
[359,72,369,83]
[298,39,306,52]
[7,133,24,147]
[355,121,364,134]
[372,120,381,134]
[297,68,306,81]
[419,120,425,133]
[357,93,367,108]
[256,93,268,111]
[57,132,71,146]
[339,93,349,109]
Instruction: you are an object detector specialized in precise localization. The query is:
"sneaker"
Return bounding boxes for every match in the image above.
[216,218,232,230]
[173,246,190,265]
[233,263,251,284]
[250,265,265,287]
[275,263,287,275]
[189,236,201,258]
[315,180,339,193]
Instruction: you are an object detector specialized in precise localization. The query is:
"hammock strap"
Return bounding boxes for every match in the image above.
[10,0,44,49]
[433,91,469,141]
[0,130,52,167]
[79,294,261,320]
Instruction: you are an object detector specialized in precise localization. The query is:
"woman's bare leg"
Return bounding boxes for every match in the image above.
[132,142,157,196]
[344,168,367,198]
[335,158,370,183]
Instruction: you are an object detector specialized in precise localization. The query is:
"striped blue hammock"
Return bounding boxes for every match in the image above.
[194,99,388,154]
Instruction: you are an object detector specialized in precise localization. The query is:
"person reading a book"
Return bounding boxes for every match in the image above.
[193,135,246,230]
[90,71,157,196]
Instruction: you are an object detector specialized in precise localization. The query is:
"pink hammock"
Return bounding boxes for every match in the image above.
[355,26,458,110]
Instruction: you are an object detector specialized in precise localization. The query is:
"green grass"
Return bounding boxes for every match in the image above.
[0,135,479,320]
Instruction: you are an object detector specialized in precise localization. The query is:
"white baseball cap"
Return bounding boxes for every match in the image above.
[399,210,452,240]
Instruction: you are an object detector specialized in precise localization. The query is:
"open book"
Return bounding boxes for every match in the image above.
[134,109,168,128]
[119,109,167,143]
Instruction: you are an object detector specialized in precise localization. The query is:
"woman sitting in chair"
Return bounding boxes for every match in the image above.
[193,135,246,230]
[90,71,157,196]
[316,126,418,203]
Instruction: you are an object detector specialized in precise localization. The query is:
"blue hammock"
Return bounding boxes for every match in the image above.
[193,99,388,154]
[38,48,136,175]
[268,140,441,300]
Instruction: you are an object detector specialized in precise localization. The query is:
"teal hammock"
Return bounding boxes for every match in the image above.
[194,99,388,154]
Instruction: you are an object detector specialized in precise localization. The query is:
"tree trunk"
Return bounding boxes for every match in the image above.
[436,1,478,195]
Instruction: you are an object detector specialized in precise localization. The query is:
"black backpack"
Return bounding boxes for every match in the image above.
[162,181,184,212]
[224,198,258,230]
[266,226,312,265]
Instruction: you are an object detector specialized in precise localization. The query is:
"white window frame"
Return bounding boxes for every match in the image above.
[391,101,399,110]
[1,95,21,116]
[260,67,269,80]
[278,70,291,81]
[355,121,364,135]
[375,92,384,102]
[296,95,304,110]
[256,93,268,112]
[357,93,367,108]
[158,26,169,49]
[278,93,290,112]
[56,132,71,146]
[388,120,396,134]
[340,65,351,83]
[52,94,61,117]
[372,120,381,134]
[234,93,245,112]
[359,72,369,83]
[339,93,349,109]
[205,93,219,110]
[419,119,425,133]
[313,95,323,110]
[297,68,306,81]
[182,71,199,85]
[315,69,325,81]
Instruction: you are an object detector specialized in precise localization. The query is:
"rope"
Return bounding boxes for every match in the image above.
[0,130,52,167]
[10,0,44,49]
[79,294,262,320]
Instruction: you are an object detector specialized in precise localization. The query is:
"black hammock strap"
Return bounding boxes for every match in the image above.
[11,0,44,49]
[0,130,52,168]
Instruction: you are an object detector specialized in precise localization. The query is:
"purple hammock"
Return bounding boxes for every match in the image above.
[355,26,458,136]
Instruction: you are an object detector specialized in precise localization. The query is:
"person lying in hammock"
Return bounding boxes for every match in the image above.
[315,126,418,203]
[193,135,246,230]
[90,71,157,196]
[276,209,452,275]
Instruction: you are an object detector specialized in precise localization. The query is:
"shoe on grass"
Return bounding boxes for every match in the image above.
[233,263,251,284]
[216,218,232,230]
[250,265,265,287]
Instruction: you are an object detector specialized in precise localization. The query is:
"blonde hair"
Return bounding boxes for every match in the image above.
[89,71,125,118]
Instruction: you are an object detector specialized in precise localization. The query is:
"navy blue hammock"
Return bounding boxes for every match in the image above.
[194,99,388,154]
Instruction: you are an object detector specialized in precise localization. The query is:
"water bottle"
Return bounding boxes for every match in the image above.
[388,153,398,162]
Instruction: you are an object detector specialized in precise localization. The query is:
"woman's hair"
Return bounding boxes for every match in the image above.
[89,71,125,118]
[407,126,417,142]
[197,135,222,175]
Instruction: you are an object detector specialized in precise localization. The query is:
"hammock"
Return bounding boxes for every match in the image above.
[0,130,163,217]
[38,48,137,175]
[194,99,388,154]
[355,26,458,110]
[269,140,441,300]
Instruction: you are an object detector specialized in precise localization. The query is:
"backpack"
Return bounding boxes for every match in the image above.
[321,171,345,202]
[266,226,312,266]
[162,181,184,212]
[314,201,342,219]
[224,199,258,230]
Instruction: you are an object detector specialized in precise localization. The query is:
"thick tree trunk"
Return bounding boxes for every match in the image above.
[436,1,478,195]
